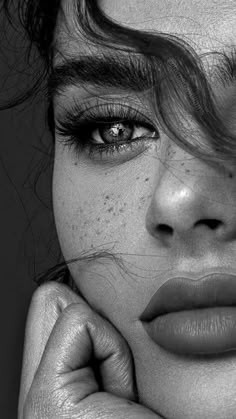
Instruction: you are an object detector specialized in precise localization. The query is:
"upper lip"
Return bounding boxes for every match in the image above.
[140,273,236,322]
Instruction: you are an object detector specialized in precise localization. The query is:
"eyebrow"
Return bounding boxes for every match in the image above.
[48,49,236,101]
[48,53,154,100]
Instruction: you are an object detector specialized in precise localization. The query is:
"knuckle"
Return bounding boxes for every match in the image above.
[30,282,88,315]
[62,302,94,324]
[30,282,63,306]
[60,303,99,337]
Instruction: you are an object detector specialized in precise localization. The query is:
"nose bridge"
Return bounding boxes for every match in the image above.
[160,143,210,200]
[157,148,207,227]
[159,138,236,197]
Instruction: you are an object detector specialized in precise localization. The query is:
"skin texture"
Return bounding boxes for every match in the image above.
[52,1,236,418]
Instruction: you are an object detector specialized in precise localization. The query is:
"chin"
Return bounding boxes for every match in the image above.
[128,329,236,419]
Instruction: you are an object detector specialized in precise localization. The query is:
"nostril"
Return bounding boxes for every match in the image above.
[195,219,222,230]
[157,224,173,235]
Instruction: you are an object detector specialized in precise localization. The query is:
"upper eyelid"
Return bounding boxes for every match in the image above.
[54,94,155,121]
[55,104,158,139]
[54,99,161,149]
[55,108,159,141]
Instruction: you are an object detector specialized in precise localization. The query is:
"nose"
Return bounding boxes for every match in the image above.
[145,142,236,250]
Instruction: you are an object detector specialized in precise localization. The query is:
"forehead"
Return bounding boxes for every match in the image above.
[56,0,236,57]
[100,0,236,50]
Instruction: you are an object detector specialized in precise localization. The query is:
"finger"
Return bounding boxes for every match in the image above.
[18,282,87,419]
[33,301,137,403]
[89,315,138,401]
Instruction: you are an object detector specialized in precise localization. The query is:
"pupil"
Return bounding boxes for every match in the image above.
[101,122,133,143]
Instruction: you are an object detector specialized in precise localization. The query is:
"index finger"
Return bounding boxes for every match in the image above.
[18,282,86,419]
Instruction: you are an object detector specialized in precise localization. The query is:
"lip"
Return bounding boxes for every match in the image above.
[140,273,236,355]
[140,273,236,321]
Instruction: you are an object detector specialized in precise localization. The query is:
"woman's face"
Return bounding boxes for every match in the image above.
[52,1,236,418]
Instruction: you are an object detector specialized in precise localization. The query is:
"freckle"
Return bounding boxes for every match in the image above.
[119,207,125,213]
[108,206,114,212]
[229,172,233,179]
[97,217,101,221]
[185,169,190,173]
[105,195,110,200]
[145,177,149,182]
[181,162,184,166]
[136,176,140,180]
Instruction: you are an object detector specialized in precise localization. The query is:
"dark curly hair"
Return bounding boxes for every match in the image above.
[1,0,236,293]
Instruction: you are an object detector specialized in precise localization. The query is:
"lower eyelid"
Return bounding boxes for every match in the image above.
[87,137,153,163]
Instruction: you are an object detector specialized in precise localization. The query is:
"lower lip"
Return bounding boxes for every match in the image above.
[142,307,236,355]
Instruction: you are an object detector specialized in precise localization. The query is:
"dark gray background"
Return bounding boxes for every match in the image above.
[0,9,60,418]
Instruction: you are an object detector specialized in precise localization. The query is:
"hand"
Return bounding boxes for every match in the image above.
[19,282,161,418]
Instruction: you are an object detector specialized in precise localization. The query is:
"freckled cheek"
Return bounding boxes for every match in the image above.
[53,159,155,260]
[54,191,131,258]
[52,171,156,329]
[54,192,140,326]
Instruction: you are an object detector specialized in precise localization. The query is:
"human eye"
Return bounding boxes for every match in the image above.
[55,99,160,164]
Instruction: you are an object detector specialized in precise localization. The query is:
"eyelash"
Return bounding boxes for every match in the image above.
[55,101,160,161]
